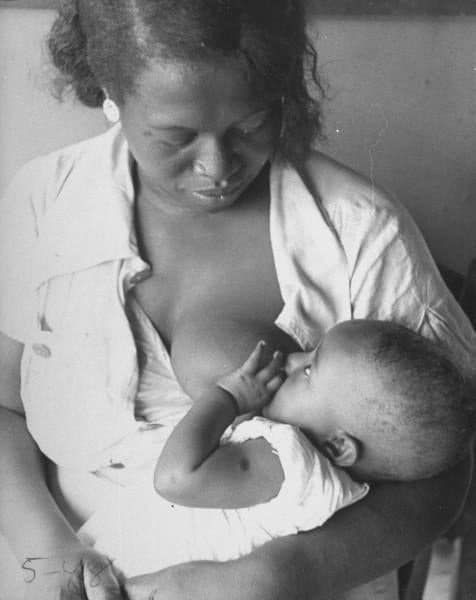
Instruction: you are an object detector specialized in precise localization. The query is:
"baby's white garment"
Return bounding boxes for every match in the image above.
[78,417,368,577]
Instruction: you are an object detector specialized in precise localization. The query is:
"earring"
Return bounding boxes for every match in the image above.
[103,98,120,123]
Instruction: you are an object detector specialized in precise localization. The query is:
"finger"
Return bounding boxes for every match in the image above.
[240,340,266,373]
[83,559,123,600]
[257,350,284,381]
[266,373,285,394]
[125,573,159,600]
[62,577,88,600]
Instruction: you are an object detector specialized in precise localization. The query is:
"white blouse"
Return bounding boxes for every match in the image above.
[0,124,474,484]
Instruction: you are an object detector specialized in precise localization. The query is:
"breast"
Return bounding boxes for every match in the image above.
[134,187,301,398]
[169,312,300,399]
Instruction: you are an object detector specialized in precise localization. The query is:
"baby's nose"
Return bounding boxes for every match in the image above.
[284,350,314,375]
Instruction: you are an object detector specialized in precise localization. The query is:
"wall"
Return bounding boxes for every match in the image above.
[0,9,107,186]
[0,9,475,273]
[314,16,476,274]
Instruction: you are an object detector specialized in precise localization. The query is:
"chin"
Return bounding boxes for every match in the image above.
[262,403,284,423]
[187,188,242,213]
[261,405,274,419]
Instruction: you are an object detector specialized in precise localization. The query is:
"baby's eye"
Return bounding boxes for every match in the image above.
[303,365,311,378]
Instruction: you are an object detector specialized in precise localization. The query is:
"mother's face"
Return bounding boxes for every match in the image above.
[119,58,280,213]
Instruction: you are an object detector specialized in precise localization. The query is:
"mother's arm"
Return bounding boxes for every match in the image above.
[126,435,471,600]
[0,332,123,599]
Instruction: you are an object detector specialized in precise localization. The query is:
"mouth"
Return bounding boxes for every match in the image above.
[191,182,243,201]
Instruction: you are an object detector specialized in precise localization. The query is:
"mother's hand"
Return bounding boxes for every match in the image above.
[125,558,270,600]
[125,454,472,600]
[22,545,124,600]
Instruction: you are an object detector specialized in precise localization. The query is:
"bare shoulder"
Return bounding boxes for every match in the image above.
[202,435,285,508]
[235,436,285,504]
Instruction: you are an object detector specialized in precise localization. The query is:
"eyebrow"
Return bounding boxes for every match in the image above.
[146,124,194,133]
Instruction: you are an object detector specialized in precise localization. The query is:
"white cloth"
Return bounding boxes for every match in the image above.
[0,123,474,491]
[78,417,369,577]
[1,125,473,599]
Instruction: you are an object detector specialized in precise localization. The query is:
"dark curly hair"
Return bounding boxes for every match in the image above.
[47,0,324,162]
[365,320,475,480]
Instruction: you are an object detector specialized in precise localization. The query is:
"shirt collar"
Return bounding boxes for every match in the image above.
[32,125,145,288]
[270,156,351,348]
[31,128,351,347]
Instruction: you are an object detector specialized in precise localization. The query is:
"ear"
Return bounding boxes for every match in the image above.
[322,429,360,467]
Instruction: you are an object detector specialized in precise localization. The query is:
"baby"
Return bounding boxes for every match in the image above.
[81,319,475,578]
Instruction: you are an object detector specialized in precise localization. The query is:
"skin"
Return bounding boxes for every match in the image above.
[264,320,388,474]
[154,343,286,508]
[118,58,471,599]
[0,333,123,599]
[121,58,300,391]
[263,322,365,440]
[155,319,460,513]
[0,56,472,600]
[0,57,298,600]
[121,57,281,216]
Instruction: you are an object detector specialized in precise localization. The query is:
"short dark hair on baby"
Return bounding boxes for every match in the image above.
[47,0,324,163]
[363,321,475,481]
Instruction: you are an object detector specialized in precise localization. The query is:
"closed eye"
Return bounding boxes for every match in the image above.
[157,130,197,149]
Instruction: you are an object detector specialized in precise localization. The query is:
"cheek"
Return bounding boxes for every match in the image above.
[134,143,193,184]
[249,129,279,161]
[233,124,279,166]
[160,155,192,181]
[267,379,304,419]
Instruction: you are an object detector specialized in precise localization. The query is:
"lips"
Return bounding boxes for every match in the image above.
[191,182,242,199]
[193,188,227,197]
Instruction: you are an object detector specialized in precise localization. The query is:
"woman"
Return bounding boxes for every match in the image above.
[0,1,474,599]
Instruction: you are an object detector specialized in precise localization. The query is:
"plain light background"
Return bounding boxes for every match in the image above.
[0,8,475,274]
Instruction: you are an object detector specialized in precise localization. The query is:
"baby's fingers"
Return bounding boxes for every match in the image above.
[258,350,284,382]
[241,340,267,373]
[266,373,285,395]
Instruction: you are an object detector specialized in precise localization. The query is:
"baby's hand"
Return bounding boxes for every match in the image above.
[217,341,284,414]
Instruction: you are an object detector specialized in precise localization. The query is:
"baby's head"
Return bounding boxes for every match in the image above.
[264,320,475,481]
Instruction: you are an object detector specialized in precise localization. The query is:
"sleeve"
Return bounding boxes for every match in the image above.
[225,417,369,534]
[0,159,46,342]
[341,190,476,378]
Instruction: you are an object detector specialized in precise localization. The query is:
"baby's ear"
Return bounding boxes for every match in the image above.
[322,430,359,467]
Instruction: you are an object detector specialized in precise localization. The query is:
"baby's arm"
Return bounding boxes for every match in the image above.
[154,342,285,508]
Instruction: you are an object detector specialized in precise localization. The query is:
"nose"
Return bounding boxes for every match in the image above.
[193,136,239,185]
[284,350,315,375]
